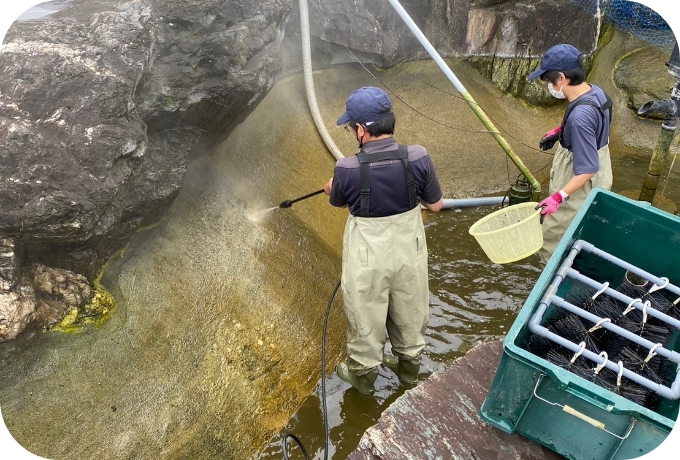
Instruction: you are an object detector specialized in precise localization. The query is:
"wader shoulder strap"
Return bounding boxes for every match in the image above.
[357,145,418,217]
[560,92,613,148]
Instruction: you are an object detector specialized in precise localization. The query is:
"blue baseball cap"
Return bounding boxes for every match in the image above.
[336,86,393,125]
[528,44,582,81]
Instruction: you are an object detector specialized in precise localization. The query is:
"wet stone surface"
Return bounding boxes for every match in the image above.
[348,340,563,460]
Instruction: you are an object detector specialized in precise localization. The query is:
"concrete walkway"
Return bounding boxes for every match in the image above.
[348,340,564,459]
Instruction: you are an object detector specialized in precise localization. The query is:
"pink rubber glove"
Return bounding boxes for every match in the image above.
[539,126,562,151]
[536,192,563,223]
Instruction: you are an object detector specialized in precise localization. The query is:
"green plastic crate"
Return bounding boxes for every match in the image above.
[480,189,680,460]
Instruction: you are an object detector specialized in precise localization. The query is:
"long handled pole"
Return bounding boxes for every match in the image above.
[385,0,541,201]
[279,189,325,208]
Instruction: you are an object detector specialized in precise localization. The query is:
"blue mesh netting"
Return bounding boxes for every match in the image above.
[569,0,676,50]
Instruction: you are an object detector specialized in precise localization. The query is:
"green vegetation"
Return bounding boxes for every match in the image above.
[49,286,117,334]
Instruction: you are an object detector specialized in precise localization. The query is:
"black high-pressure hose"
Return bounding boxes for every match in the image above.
[282,280,341,460]
[279,189,325,209]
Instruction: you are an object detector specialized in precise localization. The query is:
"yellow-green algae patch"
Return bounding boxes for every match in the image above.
[47,221,161,334]
[48,280,117,334]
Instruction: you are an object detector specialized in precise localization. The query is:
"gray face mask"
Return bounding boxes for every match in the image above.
[548,82,566,99]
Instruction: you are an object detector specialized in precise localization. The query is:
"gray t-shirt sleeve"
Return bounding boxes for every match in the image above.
[564,106,601,175]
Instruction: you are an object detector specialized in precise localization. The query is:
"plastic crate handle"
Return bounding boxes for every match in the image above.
[563,405,605,430]
[532,374,635,440]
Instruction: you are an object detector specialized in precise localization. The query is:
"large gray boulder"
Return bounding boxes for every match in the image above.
[0,0,292,340]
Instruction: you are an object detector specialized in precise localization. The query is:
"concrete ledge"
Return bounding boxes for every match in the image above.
[348,340,564,460]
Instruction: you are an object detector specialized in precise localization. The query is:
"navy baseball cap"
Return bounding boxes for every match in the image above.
[528,44,582,81]
[336,86,393,125]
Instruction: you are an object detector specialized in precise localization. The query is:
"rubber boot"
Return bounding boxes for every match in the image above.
[336,363,378,394]
[383,355,419,384]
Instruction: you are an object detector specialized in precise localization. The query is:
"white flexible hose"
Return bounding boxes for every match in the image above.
[299,0,345,160]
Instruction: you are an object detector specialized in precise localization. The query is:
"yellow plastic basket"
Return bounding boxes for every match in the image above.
[468,202,543,264]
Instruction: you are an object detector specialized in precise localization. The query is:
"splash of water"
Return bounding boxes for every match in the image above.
[248,206,279,223]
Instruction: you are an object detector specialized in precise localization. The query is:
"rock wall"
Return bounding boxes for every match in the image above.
[283,0,599,74]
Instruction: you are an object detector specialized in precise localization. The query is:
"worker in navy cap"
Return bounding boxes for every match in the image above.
[529,44,613,265]
[323,86,443,394]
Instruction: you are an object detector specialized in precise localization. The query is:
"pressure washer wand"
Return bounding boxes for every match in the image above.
[279,189,325,208]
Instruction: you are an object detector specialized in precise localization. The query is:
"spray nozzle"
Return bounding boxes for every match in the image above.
[279,200,293,208]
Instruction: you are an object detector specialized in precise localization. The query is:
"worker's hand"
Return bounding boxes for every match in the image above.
[323,178,333,195]
[539,126,562,151]
[536,192,563,223]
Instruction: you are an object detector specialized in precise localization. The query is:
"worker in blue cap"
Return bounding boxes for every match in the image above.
[323,86,444,394]
[529,44,613,265]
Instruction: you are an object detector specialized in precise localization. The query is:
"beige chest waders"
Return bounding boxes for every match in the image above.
[539,143,613,265]
[341,206,430,373]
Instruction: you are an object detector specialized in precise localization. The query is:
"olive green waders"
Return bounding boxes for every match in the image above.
[340,205,429,387]
[539,142,613,265]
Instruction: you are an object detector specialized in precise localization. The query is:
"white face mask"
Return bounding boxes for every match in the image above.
[548,82,566,99]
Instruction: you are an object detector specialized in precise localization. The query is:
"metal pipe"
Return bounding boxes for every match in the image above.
[442,196,508,209]
[573,240,680,299]
[384,0,541,201]
[528,322,680,400]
